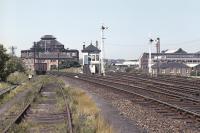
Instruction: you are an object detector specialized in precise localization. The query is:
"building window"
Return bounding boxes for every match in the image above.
[170,68,174,73]
[72,52,77,56]
[96,55,99,61]
[66,53,70,57]
[161,69,166,74]
[91,55,95,61]
[177,69,181,73]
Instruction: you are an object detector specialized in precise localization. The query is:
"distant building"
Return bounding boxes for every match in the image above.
[21,35,79,71]
[82,42,101,74]
[139,48,200,75]
[152,62,191,76]
[114,60,139,67]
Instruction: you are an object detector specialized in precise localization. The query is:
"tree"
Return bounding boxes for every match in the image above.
[0,44,9,81]
[6,56,25,74]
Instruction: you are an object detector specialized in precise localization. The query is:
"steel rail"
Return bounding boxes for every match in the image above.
[106,73,200,97]
[51,72,200,119]
[58,82,73,133]
[110,72,200,91]
[77,74,200,104]
[0,85,17,97]
[72,75,200,118]
[49,74,73,133]
[2,84,43,133]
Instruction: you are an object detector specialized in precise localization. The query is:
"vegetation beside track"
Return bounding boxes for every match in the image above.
[1,75,113,133]
[0,73,36,107]
[59,83,113,133]
[0,76,45,132]
[6,72,27,85]
[0,82,10,90]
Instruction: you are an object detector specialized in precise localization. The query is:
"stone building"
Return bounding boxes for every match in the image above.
[21,35,79,71]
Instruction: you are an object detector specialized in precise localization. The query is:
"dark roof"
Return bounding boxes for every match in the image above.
[41,35,56,40]
[152,62,189,69]
[162,48,187,54]
[37,39,64,46]
[82,44,101,53]
[174,48,187,54]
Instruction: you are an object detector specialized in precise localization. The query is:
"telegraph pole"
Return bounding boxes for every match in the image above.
[100,24,108,76]
[9,46,17,57]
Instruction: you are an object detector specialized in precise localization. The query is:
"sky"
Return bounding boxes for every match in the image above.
[0,0,200,59]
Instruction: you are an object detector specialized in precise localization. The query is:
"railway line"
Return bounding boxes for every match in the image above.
[0,78,32,98]
[0,79,73,133]
[0,85,18,97]
[129,72,200,88]
[107,72,200,98]
[51,71,200,130]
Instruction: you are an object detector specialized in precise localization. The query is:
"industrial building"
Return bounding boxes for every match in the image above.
[21,35,79,71]
[139,48,200,76]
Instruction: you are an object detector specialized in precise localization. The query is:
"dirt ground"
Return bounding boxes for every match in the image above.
[61,76,146,133]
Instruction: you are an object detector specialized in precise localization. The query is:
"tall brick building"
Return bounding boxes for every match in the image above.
[21,35,79,71]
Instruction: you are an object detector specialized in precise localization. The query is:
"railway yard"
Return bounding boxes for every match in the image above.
[52,71,200,132]
[0,75,113,133]
[0,72,200,132]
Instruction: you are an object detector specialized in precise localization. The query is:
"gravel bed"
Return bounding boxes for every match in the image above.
[60,76,199,133]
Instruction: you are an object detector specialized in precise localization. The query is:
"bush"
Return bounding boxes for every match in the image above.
[0,44,25,81]
[0,44,9,81]
[6,56,25,73]
[60,61,81,69]
[7,72,27,84]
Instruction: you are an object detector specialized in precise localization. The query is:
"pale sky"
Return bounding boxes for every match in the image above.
[1,0,200,59]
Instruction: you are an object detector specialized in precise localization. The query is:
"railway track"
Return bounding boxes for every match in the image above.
[128,72,200,88]
[1,79,73,133]
[0,78,33,98]
[51,71,200,130]
[0,85,18,97]
[107,72,200,98]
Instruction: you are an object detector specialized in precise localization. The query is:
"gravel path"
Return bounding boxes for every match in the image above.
[91,94,145,133]
[60,76,199,133]
[61,76,145,133]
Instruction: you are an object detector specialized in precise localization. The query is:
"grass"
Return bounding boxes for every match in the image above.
[61,86,113,133]
[1,76,46,132]
[0,76,42,107]
[0,82,10,90]
[1,76,113,133]
[6,72,27,85]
